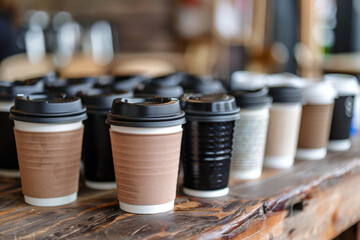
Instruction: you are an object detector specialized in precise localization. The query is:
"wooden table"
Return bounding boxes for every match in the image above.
[1,138,360,240]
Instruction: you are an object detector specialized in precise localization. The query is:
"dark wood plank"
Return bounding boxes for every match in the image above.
[1,137,360,239]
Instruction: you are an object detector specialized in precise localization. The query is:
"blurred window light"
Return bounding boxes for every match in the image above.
[90,21,114,65]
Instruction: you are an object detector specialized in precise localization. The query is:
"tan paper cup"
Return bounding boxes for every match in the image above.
[110,125,182,214]
[106,97,186,214]
[265,103,302,168]
[9,93,87,207]
[14,121,83,207]
[296,82,336,160]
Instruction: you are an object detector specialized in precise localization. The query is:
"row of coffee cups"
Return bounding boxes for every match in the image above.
[230,72,359,180]
[0,73,224,178]
[1,72,359,215]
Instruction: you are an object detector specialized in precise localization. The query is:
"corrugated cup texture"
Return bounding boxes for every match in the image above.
[14,127,83,198]
[110,130,182,205]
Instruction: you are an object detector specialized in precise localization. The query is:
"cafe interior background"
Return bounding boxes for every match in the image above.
[1,0,360,239]
[1,0,359,81]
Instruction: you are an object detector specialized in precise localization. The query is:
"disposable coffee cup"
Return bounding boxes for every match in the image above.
[107,97,185,214]
[79,88,133,190]
[265,87,304,169]
[231,88,272,179]
[325,74,359,151]
[9,93,87,207]
[296,82,336,160]
[182,75,226,94]
[181,93,240,197]
[0,79,44,178]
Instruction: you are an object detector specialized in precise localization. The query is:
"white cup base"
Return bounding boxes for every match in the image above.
[328,139,351,151]
[0,169,20,178]
[296,148,327,160]
[85,180,117,190]
[264,155,294,169]
[24,192,77,207]
[119,200,174,214]
[183,187,229,198]
[231,168,262,180]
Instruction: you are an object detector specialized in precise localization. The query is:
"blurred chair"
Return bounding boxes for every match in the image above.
[0,53,54,81]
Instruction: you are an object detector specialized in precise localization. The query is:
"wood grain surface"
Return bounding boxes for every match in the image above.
[1,138,360,239]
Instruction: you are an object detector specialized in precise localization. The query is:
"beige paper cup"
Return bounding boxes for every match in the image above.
[14,121,83,207]
[110,125,183,214]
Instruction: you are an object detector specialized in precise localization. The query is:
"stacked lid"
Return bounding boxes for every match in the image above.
[136,73,185,98]
[182,75,226,94]
[78,88,133,111]
[45,77,97,96]
[0,79,44,101]
[268,86,305,104]
[107,97,186,128]
[95,75,148,91]
[181,93,240,122]
[232,88,272,109]
[10,93,87,123]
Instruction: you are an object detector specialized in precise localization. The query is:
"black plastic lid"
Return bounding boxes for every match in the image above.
[78,88,133,111]
[268,86,305,103]
[23,72,58,84]
[0,79,44,101]
[94,75,148,91]
[45,77,97,96]
[181,93,240,122]
[107,97,186,128]
[149,72,186,87]
[9,93,87,124]
[183,76,226,94]
[139,85,184,98]
[232,88,272,109]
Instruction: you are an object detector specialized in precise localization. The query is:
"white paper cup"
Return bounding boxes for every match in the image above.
[231,107,269,179]
[265,103,302,169]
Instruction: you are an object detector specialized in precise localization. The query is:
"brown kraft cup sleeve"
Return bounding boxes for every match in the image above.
[14,127,83,198]
[110,130,182,206]
[298,104,334,149]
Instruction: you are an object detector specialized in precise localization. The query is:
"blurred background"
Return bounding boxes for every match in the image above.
[0,0,359,83]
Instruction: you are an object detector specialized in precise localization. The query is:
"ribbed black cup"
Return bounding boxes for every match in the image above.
[83,113,115,182]
[182,120,235,190]
[181,93,240,193]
